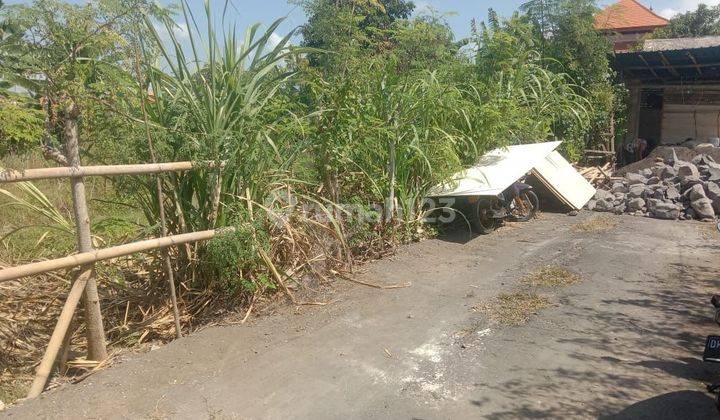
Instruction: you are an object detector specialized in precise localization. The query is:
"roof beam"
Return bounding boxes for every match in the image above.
[623,61,720,71]
[641,83,720,89]
[638,54,659,78]
[658,51,680,77]
[687,51,703,76]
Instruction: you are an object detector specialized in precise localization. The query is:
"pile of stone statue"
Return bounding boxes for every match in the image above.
[587,151,720,220]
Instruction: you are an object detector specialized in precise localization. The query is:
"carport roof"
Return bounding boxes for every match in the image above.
[614,37,720,84]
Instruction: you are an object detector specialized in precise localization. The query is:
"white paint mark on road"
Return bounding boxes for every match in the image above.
[410,342,443,363]
[477,328,492,337]
[361,364,389,385]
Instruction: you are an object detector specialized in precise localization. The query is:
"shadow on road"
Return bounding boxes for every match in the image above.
[471,242,720,418]
[601,391,716,420]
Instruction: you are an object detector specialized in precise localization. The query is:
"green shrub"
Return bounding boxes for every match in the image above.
[204,210,272,295]
[0,101,44,157]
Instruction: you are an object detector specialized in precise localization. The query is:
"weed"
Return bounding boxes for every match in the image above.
[571,215,617,233]
[522,265,581,287]
[698,223,720,240]
[204,208,271,295]
[476,292,550,326]
[0,374,28,405]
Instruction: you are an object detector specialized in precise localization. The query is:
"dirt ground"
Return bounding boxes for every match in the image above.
[4,212,720,419]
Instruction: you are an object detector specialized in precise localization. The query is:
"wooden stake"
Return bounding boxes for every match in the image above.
[62,103,107,362]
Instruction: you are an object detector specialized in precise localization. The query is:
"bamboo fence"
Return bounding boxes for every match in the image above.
[0,159,229,399]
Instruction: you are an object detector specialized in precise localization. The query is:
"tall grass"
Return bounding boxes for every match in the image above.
[133,1,355,297]
[142,1,296,229]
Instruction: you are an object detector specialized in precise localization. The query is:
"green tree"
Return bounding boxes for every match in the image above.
[0,0,47,157]
[519,0,618,152]
[523,0,610,86]
[4,0,162,162]
[292,0,464,205]
[0,101,45,156]
[293,0,415,67]
[474,12,539,76]
[391,11,459,72]
[653,4,720,38]
[296,0,414,49]
[473,14,591,156]
[0,0,20,96]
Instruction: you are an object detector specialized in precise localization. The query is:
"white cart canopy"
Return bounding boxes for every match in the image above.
[427,141,595,210]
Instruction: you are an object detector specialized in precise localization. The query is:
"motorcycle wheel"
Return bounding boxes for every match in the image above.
[511,190,539,222]
[471,198,499,234]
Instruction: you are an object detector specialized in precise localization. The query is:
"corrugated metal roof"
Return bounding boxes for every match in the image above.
[614,41,720,83]
[595,0,668,32]
[643,36,720,52]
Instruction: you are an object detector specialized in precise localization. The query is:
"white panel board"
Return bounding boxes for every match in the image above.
[427,141,562,197]
[532,151,596,210]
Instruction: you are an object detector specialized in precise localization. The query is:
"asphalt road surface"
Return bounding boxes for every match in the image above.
[5,212,720,419]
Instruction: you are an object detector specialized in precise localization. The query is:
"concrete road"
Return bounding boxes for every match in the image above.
[5,212,720,419]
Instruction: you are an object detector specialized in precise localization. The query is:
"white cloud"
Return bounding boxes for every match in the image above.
[155,20,190,43]
[267,32,283,49]
[658,8,678,19]
[172,22,190,40]
[414,1,432,14]
[655,0,720,18]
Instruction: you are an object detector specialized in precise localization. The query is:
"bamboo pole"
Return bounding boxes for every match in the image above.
[387,138,396,221]
[134,49,182,339]
[0,161,224,183]
[0,229,233,283]
[26,267,95,399]
[22,227,232,399]
[62,104,107,362]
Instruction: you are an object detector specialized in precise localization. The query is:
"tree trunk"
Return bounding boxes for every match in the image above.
[62,102,107,361]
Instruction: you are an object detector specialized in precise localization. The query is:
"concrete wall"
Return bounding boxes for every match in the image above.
[661,104,720,144]
[660,87,720,144]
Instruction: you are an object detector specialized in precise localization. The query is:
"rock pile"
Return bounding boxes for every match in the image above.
[587,152,720,221]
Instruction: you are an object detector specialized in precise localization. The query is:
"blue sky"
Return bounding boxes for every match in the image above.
[5,0,718,42]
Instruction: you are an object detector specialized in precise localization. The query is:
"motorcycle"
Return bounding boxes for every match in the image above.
[703,222,720,411]
[704,297,720,411]
[466,179,539,234]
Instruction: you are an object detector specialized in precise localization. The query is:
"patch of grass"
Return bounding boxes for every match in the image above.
[571,215,617,233]
[476,292,550,326]
[522,265,581,287]
[698,223,720,240]
[0,375,28,405]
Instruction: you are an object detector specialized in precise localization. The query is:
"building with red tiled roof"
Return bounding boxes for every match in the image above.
[595,0,669,52]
